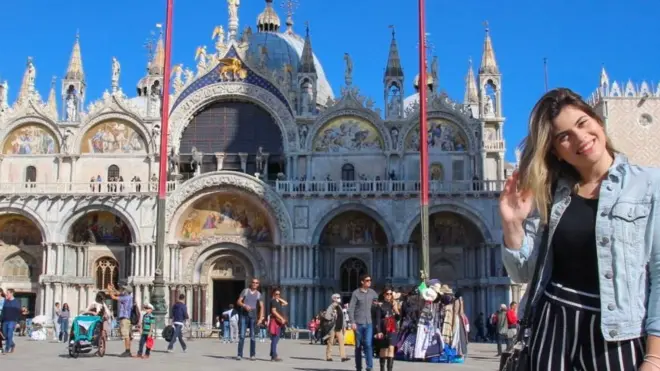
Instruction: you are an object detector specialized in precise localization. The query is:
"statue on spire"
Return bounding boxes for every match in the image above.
[227,0,240,41]
[111,57,121,93]
[344,53,353,86]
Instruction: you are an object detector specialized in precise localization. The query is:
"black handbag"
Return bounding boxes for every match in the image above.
[499,211,552,371]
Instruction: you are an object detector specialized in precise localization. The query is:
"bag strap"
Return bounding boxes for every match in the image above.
[515,182,557,338]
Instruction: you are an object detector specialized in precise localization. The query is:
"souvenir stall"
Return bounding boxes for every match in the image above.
[394,280,468,363]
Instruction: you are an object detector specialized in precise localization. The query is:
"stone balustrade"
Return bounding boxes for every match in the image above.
[274,179,504,196]
[484,139,505,151]
[0,181,179,195]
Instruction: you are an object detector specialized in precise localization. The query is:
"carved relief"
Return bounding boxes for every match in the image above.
[293,206,308,229]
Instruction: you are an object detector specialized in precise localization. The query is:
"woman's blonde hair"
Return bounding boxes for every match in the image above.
[517,88,617,225]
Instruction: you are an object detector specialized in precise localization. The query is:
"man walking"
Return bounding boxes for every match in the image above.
[324,293,349,362]
[348,274,378,371]
[107,284,134,357]
[1,289,20,354]
[236,278,264,360]
[167,294,189,353]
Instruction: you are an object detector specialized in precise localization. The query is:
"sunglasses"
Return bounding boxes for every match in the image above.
[385,292,393,296]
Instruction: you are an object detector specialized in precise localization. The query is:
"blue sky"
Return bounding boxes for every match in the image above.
[0,0,656,162]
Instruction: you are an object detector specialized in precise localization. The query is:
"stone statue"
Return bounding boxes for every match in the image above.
[390,127,399,148]
[151,124,160,144]
[0,81,8,108]
[111,57,121,91]
[212,25,225,52]
[168,147,180,174]
[484,95,494,116]
[149,82,161,117]
[195,46,208,73]
[26,57,36,91]
[365,97,375,110]
[298,124,308,149]
[255,146,265,172]
[301,83,313,114]
[65,93,77,121]
[63,129,75,153]
[184,68,194,84]
[343,53,353,85]
[190,146,204,175]
[228,0,240,20]
[431,56,439,80]
[171,64,184,94]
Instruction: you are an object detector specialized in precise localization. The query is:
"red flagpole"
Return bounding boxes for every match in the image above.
[158,0,174,197]
[418,0,431,280]
[152,0,174,325]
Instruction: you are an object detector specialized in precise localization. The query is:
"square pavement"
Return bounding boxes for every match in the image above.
[0,337,501,370]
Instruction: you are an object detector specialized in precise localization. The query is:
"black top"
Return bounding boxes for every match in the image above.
[270,298,283,322]
[373,301,398,334]
[550,194,600,294]
[334,305,343,331]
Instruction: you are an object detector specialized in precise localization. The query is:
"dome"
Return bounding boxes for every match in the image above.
[246,31,335,106]
[403,93,419,117]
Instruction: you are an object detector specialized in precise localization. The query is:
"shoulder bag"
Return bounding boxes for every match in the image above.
[500,195,554,371]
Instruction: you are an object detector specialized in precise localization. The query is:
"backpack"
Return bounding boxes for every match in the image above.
[130,304,141,325]
[162,325,174,342]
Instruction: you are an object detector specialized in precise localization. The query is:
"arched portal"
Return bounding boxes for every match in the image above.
[0,214,44,246]
[67,211,132,245]
[340,257,368,299]
[178,100,285,180]
[318,210,389,287]
[2,252,37,281]
[408,211,489,322]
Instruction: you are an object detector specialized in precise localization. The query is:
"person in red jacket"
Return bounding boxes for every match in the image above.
[505,301,518,351]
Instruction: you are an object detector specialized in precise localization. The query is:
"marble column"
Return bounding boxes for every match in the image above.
[313,245,320,279]
[201,285,207,324]
[215,153,226,171]
[262,153,270,178]
[306,286,313,324]
[238,153,248,173]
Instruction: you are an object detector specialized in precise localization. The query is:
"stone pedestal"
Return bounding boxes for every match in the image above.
[215,153,225,171]
[238,152,248,173]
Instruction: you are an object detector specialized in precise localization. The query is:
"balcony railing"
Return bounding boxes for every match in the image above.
[274,179,504,196]
[484,139,505,151]
[0,181,179,195]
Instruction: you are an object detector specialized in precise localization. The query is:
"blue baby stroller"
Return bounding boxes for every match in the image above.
[68,314,106,358]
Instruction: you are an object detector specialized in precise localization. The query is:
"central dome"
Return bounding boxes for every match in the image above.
[245,31,334,106]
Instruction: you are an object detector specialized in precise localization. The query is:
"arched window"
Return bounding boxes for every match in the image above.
[340,258,367,293]
[25,166,36,182]
[95,257,119,290]
[107,165,120,180]
[2,253,33,279]
[341,164,355,181]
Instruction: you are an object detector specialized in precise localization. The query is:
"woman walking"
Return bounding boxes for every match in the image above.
[373,286,399,371]
[268,287,287,362]
[500,88,660,371]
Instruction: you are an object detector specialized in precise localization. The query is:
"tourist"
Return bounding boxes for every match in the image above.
[324,293,349,362]
[58,303,71,342]
[106,284,134,357]
[495,304,508,356]
[222,304,239,342]
[84,292,112,340]
[136,303,155,359]
[348,274,379,371]
[167,293,188,353]
[0,288,5,353]
[373,286,400,371]
[1,289,20,354]
[53,302,61,341]
[500,87,659,370]
[236,277,264,360]
[268,287,287,361]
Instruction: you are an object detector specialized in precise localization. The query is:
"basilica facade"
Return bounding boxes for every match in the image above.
[0,0,512,327]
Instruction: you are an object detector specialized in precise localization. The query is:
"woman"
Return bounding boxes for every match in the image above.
[268,287,287,362]
[373,286,400,371]
[0,289,5,352]
[500,88,660,371]
[85,292,112,340]
[58,303,70,343]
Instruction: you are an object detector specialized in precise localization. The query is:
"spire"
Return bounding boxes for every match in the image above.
[17,57,37,104]
[298,23,316,73]
[600,65,609,86]
[257,0,280,32]
[384,26,403,80]
[283,0,299,34]
[65,32,84,81]
[464,58,478,104]
[479,22,499,75]
[149,31,165,75]
[46,76,58,116]
[227,0,240,41]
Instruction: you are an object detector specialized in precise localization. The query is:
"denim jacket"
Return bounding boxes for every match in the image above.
[502,153,660,341]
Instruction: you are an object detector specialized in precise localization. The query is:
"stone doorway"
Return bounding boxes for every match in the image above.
[212,279,244,320]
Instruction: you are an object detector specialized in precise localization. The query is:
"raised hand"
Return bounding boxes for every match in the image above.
[499,171,534,225]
